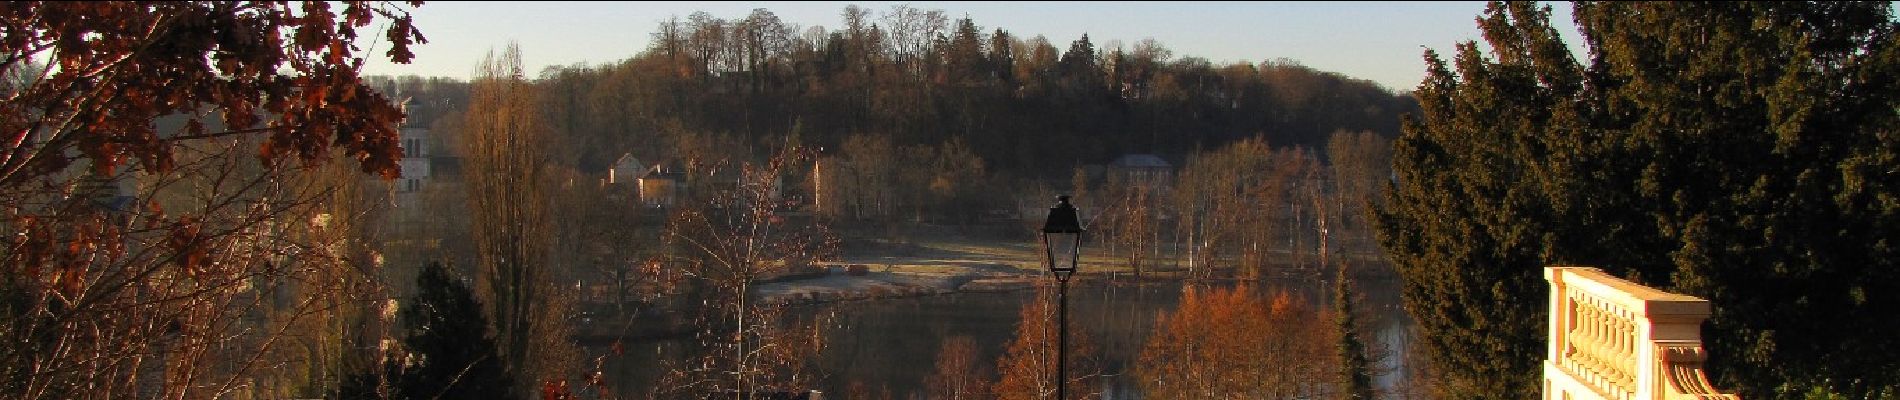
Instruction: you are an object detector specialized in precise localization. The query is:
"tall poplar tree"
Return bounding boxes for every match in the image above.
[1377,2,1900,398]
[462,43,559,392]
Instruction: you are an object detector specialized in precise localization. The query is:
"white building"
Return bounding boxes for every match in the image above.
[397,126,431,192]
[607,153,643,185]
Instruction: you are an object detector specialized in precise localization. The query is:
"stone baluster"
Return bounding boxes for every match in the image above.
[1544,266,1738,400]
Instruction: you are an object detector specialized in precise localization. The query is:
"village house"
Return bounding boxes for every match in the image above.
[1108,153,1174,191]
[638,160,687,208]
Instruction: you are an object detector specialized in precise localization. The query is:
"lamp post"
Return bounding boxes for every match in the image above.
[1041,195,1084,400]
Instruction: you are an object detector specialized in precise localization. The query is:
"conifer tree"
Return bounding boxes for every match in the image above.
[340,262,517,400]
[399,262,517,400]
[1334,265,1375,400]
[1377,2,1900,398]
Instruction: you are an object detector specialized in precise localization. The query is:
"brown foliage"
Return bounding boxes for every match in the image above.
[2,139,398,399]
[1136,286,1337,399]
[993,288,1101,400]
[0,2,424,398]
[924,335,994,400]
[0,1,424,187]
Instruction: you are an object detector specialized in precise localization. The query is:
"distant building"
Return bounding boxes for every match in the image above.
[638,160,686,208]
[601,153,645,202]
[607,153,644,185]
[397,126,431,192]
[389,98,462,209]
[390,96,432,210]
[429,155,462,181]
[1108,154,1173,191]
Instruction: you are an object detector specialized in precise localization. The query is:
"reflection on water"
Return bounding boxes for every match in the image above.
[594,277,1412,398]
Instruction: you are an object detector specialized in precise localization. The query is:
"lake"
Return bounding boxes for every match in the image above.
[592,276,1413,398]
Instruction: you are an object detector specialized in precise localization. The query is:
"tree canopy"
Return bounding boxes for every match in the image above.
[398,262,518,399]
[1377,2,1900,398]
[1,2,425,398]
[0,1,424,185]
[523,5,1414,181]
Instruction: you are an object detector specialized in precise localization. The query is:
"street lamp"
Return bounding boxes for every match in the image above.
[1041,195,1084,400]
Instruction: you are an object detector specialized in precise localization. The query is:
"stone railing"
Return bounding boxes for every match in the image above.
[1543,266,1739,400]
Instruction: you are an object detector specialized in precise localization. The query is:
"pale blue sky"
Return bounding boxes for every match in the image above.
[361,1,1584,92]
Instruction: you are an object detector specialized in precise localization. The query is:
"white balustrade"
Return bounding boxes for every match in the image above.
[1543,266,1738,400]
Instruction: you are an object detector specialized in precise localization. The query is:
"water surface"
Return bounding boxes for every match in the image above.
[594,276,1412,398]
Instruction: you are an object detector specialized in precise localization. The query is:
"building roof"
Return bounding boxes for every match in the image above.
[1110,154,1172,169]
[640,160,686,180]
[613,153,642,168]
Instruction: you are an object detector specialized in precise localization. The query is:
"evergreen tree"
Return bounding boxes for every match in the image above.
[943,17,986,85]
[1059,34,1097,75]
[1334,265,1375,400]
[1377,2,1900,398]
[381,262,518,400]
[1372,5,1568,396]
[988,29,1015,83]
[1058,34,1104,98]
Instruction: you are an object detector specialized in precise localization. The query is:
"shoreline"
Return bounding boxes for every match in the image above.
[573,262,1385,344]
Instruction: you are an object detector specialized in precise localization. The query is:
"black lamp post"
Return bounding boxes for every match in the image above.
[1041,195,1084,400]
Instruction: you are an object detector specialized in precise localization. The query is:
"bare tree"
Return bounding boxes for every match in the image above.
[461,43,573,392]
[0,2,422,398]
[1325,130,1391,254]
[1267,147,1321,276]
[837,134,897,221]
[881,4,948,77]
[924,336,994,400]
[686,12,729,79]
[993,287,1102,400]
[4,135,396,399]
[1098,182,1158,280]
[734,8,792,93]
[1171,138,1276,279]
[657,145,838,397]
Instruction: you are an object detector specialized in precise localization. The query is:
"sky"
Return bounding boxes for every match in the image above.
[360,1,1585,92]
